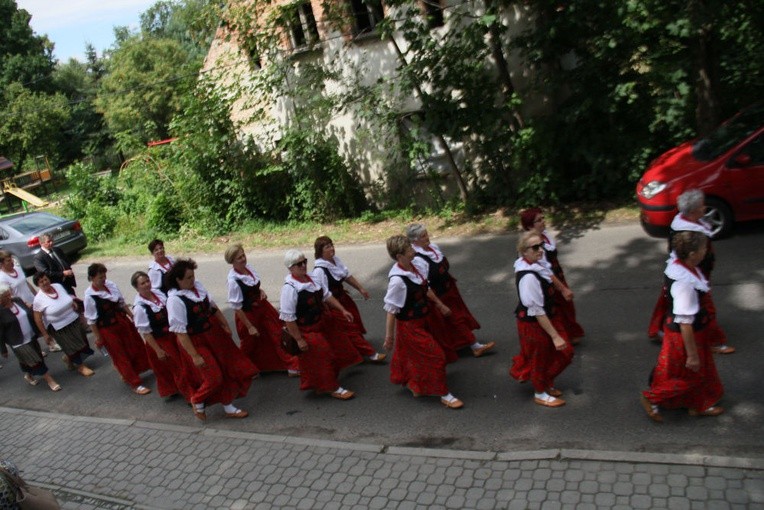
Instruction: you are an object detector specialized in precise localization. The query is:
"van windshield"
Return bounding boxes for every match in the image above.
[692,105,764,161]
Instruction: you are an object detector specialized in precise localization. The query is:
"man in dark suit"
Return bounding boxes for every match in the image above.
[33,233,77,296]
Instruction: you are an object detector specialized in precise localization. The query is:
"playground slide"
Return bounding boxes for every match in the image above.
[4,186,48,207]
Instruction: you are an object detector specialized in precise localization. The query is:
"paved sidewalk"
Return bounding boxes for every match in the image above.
[1,407,763,510]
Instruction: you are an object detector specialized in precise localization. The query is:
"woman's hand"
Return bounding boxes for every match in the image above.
[192,354,206,368]
[342,310,354,322]
[552,335,567,351]
[685,354,700,372]
[259,289,268,301]
[359,288,370,300]
[297,338,308,352]
[438,302,451,317]
[561,287,574,302]
[248,325,259,336]
[154,347,168,361]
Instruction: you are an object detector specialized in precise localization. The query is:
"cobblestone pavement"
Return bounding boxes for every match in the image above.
[2,407,763,510]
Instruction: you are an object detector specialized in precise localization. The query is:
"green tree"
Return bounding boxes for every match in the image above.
[0,0,55,93]
[140,0,219,63]
[96,35,195,151]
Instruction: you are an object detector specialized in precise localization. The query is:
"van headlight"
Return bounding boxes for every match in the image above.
[639,181,667,199]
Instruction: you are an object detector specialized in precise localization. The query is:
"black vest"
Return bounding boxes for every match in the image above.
[236,278,262,312]
[140,302,171,339]
[415,253,452,295]
[178,295,213,335]
[663,275,710,332]
[544,248,565,280]
[514,270,554,322]
[291,285,323,327]
[318,266,346,297]
[90,295,119,328]
[392,275,429,321]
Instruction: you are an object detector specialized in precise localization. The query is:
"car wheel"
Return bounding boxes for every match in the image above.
[704,198,733,239]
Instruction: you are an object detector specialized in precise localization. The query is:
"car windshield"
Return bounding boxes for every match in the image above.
[692,105,764,161]
[6,213,64,234]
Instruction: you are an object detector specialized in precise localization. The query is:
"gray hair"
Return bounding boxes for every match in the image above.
[405,223,426,242]
[677,189,705,215]
[284,249,306,268]
[0,282,10,295]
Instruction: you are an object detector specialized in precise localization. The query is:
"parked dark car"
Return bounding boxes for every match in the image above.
[636,104,764,238]
[0,212,87,273]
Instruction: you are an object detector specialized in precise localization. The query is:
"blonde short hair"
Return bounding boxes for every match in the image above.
[517,231,542,255]
[224,243,244,264]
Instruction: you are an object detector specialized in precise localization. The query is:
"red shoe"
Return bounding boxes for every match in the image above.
[689,406,724,417]
[546,387,563,398]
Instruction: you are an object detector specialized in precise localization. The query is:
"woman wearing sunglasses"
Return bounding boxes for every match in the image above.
[279,249,359,400]
[520,208,585,345]
[509,231,573,407]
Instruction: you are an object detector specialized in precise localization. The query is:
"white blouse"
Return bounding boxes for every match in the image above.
[133,290,168,334]
[279,274,331,322]
[10,305,35,347]
[383,257,429,315]
[665,260,710,324]
[84,280,125,325]
[668,214,713,262]
[514,257,553,317]
[148,256,175,290]
[0,267,35,304]
[313,256,351,281]
[412,242,445,263]
[167,281,217,334]
[32,283,79,330]
[227,265,262,311]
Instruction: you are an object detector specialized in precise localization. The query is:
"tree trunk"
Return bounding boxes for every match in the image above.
[690,0,722,136]
[387,35,469,202]
[484,0,524,131]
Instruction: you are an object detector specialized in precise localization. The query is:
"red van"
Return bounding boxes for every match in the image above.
[636,104,764,238]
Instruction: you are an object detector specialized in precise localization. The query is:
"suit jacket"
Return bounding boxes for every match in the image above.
[33,247,77,295]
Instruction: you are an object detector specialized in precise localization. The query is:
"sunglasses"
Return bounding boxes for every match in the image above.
[526,243,544,252]
[291,259,308,267]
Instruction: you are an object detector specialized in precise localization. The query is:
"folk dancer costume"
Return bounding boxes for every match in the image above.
[148,255,175,293]
[0,299,49,381]
[538,230,585,342]
[509,257,573,396]
[227,264,298,372]
[312,256,380,360]
[647,215,731,352]
[642,259,723,414]
[383,257,450,398]
[412,242,494,357]
[279,273,361,394]
[84,280,151,389]
[133,290,195,399]
[167,281,257,409]
[33,283,93,367]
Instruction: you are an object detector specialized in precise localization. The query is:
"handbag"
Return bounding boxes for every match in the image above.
[280,327,302,356]
[0,466,61,510]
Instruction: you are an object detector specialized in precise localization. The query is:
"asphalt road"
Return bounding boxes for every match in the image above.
[2,220,763,458]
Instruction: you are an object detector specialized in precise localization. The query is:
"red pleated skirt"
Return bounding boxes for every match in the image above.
[335,289,367,334]
[145,333,196,399]
[643,327,723,411]
[435,282,481,351]
[390,317,449,397]
[321,309,364,369]
[180,320,258,405]
[296,322,341,393]
[510,318,573,393]
[647,288,668,338]
[98,313,151,388]
[236,300,299,372]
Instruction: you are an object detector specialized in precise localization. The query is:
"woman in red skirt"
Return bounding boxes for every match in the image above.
[312,236,386,363]
[383,235,463,409]
[84,263,152,395]
[641,231,725,422]
[405,223,495,358]
[225,244,299,376]
[520,208,585,345]
[131,271,195,401]
[509,231,573,408]
[279,249,359,400]
[166,259,256,421]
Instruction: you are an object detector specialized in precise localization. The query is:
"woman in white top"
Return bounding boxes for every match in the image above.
[166,258,256,421]
[0,283,61,391]
[509,231,573,408]
[32,273,94,377]
[84,263,151,394]
[147,239,175,292]
[225,244,299,375]
[0,251,36,305]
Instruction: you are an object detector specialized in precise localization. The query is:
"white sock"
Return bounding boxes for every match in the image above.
[223,404,239,413]
[194,403,205,411]
[441,393,457,403]
[471,342,483,350]
[370,353,383,360]
[535,392,553,402]
[334,387,345,394]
